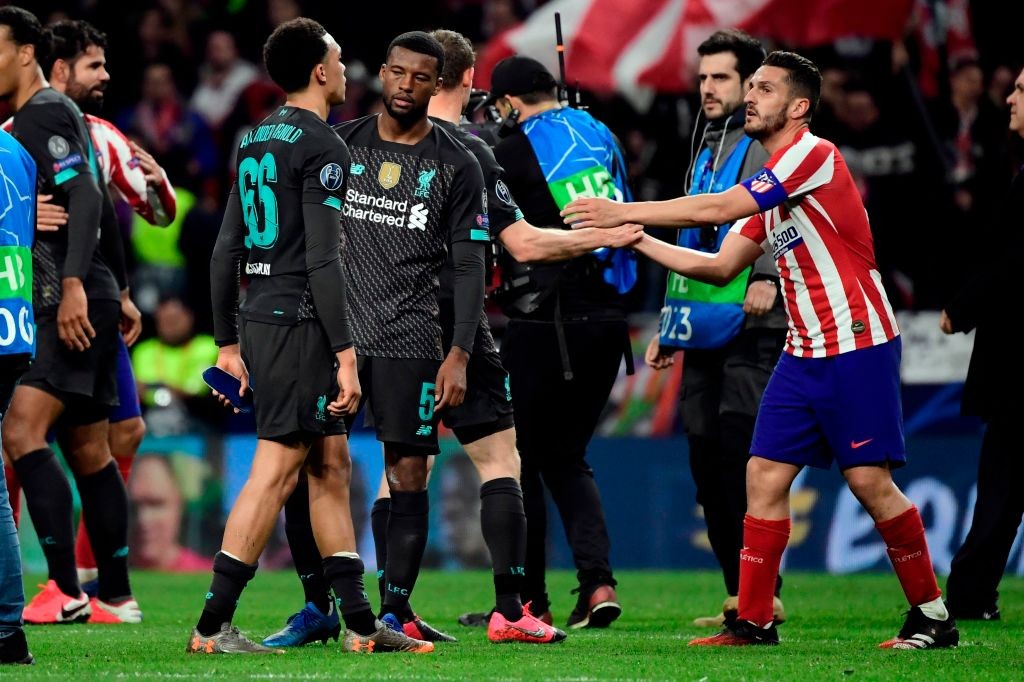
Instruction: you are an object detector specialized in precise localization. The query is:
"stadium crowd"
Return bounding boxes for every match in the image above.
[3,1,1022,354]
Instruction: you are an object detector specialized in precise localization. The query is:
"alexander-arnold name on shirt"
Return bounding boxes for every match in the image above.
[239,122,304,149]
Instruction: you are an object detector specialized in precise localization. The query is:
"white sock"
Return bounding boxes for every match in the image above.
[918,597,948,621]
[331,551,360,559]
[221,550,243,562]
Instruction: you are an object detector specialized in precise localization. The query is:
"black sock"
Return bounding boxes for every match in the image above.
[323,554,376,635]
[380,490,427,618]
[13,448,79,597]
[481,478,526,621]
[74,461,131,602]
[196,552,258,636]
[284,480,332,614]
[370,497,390,602]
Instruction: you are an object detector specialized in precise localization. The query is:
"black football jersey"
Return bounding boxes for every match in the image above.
[435,118,525,356]
[11,88,119,308]
[333,115,486,360]
[232,106,350,325]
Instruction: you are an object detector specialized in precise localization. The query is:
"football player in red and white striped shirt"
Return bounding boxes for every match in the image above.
[563,51,957,650]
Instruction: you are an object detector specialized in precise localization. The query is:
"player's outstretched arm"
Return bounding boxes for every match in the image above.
[499,219,644,263]
[634,230,763,287]
[561,185,760,230]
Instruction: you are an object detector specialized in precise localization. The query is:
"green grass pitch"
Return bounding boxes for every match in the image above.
[6,570,1023,680]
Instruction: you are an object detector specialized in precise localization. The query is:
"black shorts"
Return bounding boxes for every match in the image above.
[441,349,515,444]
[355,356,441,454]
[240,317,347,443]
[0,354,31,420]
[21,300,120,426]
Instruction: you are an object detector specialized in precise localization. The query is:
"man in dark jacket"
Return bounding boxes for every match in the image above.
[940,66,1024,621]
[645,29,787,628]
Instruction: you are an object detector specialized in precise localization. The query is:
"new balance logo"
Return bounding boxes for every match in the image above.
[415,425,432,436]
[408,203,428,230]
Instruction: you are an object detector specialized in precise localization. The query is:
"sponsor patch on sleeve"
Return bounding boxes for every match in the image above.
[52,152,84,172]
[47,135,70,160]
[495,180,513,205]
[770,221,805,260]
[320,162,344,190]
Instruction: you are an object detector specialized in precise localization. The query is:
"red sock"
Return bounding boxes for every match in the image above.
[875,505,941,607]
[737,515,790,627]
[4,465,20,528]
[75,516,96,570]
[114,454,133,483]
[75,455,133,571]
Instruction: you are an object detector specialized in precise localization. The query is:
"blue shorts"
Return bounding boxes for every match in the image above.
[109,337,141,424]
[751,337,905,471]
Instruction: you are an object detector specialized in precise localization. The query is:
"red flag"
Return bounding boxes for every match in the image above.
[476,0,916,109]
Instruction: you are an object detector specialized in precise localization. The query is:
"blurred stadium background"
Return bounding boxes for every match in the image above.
[9,0,1024,583]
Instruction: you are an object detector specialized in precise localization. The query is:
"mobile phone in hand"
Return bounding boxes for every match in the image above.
[202,366,254,413]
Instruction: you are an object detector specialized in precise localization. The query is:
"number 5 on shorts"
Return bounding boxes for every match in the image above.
[418,382,436,421]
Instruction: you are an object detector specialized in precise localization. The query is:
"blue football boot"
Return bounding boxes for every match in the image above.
[263,602,341,647]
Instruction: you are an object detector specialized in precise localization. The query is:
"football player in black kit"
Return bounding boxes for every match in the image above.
[269,29,641,646]
[1,5,138,626]
[426,29,645,638]
[187,18,431,655]
[338,30,487,642]
[272,31,488,645]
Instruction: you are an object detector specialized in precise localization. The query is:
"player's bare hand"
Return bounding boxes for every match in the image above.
[57,279,95,351]
[36,195,68,232]
[119,292,143,346]
[434,347,469,411]
[939,309,954,335]
[130,141,163,186]
[329,348,361,416]
[645,332,675,370]
[560,197,628,229]
[604,223,645,249]
[743,279,778,316]
[212,345,249,413]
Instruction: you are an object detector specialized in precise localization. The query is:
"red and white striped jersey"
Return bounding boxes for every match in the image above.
[732,128,898,358]
[86,115,176,226]
[2,113,176,227]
